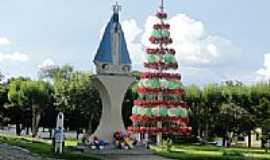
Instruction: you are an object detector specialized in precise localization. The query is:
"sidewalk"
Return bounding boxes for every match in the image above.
[0,143,58,160]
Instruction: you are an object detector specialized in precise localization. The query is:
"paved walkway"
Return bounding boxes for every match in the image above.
[101,155,171,160]
[102,154,172,160]
[81,145,173,160]
[0,143,172,160]
[0,144,57,160]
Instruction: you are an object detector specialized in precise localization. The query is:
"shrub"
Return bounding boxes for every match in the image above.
[223,150,244,157]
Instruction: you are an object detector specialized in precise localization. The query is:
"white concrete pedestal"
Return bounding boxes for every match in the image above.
[92,75,136,142]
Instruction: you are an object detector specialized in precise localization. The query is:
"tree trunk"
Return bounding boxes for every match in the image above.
[248,130,252,148]
[204,122,209,140]
[15,122,21,136]
[26,127,30,135]
[34,112,41,137]
[87,114,94,134]
[202,105,209,142]
[228,132,234,147]
[32,106,41,137]
[197,123,201,138]
[76,130,79,140]
[49,128,52,139]
[32,107,36,137]
[223,133,227,147]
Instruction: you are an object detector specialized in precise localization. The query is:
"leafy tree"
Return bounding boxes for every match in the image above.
[7,77,31,135]
[184,81,270,147]
[256,97,270,144]
[214,103,250,146]
[122,85,138,129]
[0,81,8,127]
[7,78,52,137]
[20,80,52,137]
[246,82,270,147]
[66,72,101,134]
[185,85,204,137]
[40,64,73,82]
[39,104,57,138]
[202,84,223,139]
[46,65,102,135]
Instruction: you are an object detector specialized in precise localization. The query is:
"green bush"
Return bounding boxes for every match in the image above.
[223,150,244,157]
[170,135,199,144]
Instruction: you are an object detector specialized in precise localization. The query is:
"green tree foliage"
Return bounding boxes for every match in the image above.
[7,77,31,135]
[7,78,52,137]
[201,84,223,140]
[185,81,270,147]
[184,85,203,137]
[20,80,52,137]
[0,80,8,127]
[46,65,102,134]
[256,98,270,142]
[122,86,139,129]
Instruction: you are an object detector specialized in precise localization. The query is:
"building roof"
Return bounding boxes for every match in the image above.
[94,11,132,65]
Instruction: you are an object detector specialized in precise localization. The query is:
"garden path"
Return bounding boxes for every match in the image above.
[84,145,173,160]
[0,143,58,160]
[102,154,172,160]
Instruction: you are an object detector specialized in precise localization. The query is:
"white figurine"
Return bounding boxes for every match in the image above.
[54,112,64,154]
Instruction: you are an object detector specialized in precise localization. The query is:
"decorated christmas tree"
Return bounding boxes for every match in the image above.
[128,0,192,144]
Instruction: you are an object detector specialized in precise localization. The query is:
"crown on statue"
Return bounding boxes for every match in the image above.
[113,2,121,13]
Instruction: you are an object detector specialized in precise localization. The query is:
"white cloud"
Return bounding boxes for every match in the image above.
[121,14,239,67]
[0,52,30,62]
[0,37,11,45]
[38,58,56,69]
[207,44,218,57]
[256,53,270,80]
[122,19,144,65]
[98,13,243,84]
[161,14,237,65]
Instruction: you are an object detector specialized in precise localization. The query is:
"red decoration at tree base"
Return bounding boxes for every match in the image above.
[130,115,188,123]
[128,126,192,135]
[146,48,176,55]
[140,72,181,80]
[137,87,184,95]
[149,36,173,45]
[144,62,178,70]
[134,100,187,108]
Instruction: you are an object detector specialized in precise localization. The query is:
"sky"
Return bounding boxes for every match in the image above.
[0,0,270,85]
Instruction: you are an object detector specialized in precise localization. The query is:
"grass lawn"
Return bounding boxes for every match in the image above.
[152,145,270,160]
[2,133,270,160]
[0,133,100,160]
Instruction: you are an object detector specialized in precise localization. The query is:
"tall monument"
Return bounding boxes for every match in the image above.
[92,2,136,141]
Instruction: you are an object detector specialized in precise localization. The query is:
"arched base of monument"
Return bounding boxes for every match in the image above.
[91,74,136,142]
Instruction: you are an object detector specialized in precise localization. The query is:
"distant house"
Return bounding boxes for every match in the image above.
[233,128,262,148]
